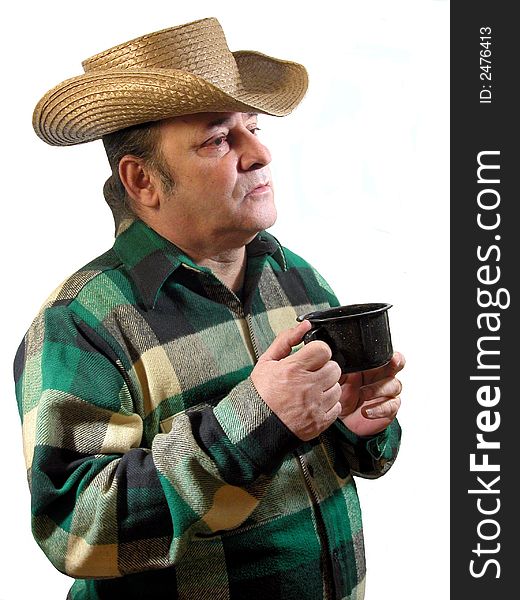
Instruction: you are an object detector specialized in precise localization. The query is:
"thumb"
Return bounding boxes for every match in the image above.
[259,320,312,362]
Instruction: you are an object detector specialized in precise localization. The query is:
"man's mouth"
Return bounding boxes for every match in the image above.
[246,182,271,196]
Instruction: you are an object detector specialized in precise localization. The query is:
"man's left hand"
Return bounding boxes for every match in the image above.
[338,352,405,437]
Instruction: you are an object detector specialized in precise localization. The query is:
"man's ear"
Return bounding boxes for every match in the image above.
[118,155,160,209]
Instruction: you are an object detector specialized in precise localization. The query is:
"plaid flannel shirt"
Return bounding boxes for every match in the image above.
[14,219,401,600]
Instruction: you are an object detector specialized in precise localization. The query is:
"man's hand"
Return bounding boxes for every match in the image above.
[338,352,405,437]
[250,321,342,441]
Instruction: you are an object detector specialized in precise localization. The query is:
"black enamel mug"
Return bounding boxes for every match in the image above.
[297,303,393,373]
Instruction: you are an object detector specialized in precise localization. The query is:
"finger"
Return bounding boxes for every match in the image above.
[362,396,401,420]
[321,382,342,412]
[287,340,332,371]
[339,371,363,388]
[260,320,312,362]
[338,372,364,414]
[388,352,406,374]
[362,352,405,384]
[324,400,342,422]
[317,360,342,390]
[360,377,402,403]
[337,382,361,417]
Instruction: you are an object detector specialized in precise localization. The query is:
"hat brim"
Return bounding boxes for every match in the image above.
[33,51,308,146]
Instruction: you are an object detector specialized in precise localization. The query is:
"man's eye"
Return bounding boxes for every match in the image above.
[249,127,261,136]
[202,135,228,149]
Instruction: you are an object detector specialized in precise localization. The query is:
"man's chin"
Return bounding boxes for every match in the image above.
[234,200,277,238]
[255,209,277,232]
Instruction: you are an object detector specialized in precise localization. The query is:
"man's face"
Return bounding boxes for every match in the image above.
[152,111,276,252]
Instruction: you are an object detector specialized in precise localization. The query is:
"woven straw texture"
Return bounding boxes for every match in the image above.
[33,18,308,146]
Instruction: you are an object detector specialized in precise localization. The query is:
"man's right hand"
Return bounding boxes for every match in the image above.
[250,320,342,441]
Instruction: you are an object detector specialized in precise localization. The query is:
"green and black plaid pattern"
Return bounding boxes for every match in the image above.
[14,219,400,600]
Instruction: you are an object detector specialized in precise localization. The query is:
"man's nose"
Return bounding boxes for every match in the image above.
[238,132,272,172]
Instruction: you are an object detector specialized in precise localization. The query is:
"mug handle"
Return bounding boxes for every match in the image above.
[302,326,323,344]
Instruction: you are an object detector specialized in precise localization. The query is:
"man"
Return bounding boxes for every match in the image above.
[14,17,404,600]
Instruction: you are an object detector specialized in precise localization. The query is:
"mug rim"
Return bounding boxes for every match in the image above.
[297,302,392,324]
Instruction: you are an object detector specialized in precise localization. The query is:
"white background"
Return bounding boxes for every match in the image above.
[1,1,449,598]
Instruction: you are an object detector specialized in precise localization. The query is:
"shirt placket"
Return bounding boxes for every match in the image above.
[182,258,340,598]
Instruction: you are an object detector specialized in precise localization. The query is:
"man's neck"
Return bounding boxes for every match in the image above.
[138,216,254,293]
[195,247,247,293]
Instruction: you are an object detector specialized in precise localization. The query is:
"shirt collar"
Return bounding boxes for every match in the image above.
[113,219,287,309]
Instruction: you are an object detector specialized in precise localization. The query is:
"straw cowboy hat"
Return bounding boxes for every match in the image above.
[33,17,308,146]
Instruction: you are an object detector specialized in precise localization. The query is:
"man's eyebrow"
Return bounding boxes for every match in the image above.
[206,113,258,129]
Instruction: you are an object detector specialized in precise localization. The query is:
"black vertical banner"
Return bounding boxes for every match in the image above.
[451,2,516,597]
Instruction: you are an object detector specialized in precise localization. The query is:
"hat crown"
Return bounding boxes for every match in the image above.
[33,17,308,146]
[82,18,240,90]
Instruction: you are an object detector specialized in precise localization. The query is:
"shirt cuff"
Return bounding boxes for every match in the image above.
[213,377,300,475]
[333,419,391,461]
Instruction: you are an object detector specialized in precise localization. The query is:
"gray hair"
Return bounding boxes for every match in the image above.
[102,121,175,235]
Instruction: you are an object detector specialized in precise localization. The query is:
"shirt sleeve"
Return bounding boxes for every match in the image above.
[333,419,402,478]
[14,304,300,580]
